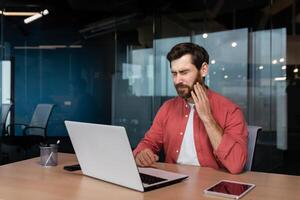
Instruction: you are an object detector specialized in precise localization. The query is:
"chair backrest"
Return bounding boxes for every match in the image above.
[245,125,262,171]
[1,103,13,135]
[27,104,54,136]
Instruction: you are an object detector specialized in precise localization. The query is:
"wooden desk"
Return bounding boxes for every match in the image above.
[0,153,299,200]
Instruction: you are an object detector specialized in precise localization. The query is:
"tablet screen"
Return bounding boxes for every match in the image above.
[207,180,252,195]
[204,180,255,199]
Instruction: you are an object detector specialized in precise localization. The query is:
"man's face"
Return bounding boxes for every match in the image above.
[170,54,206,100]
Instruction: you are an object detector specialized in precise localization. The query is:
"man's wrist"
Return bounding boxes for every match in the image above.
[202,115,223,135]
[201,114,215,125]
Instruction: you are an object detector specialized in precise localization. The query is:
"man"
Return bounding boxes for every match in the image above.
[133,43,248,174]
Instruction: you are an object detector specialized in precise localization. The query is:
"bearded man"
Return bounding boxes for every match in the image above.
[133,43,248,174]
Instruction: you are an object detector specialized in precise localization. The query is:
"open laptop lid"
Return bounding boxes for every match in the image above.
[65,121,188,192]
[65,120,144,191]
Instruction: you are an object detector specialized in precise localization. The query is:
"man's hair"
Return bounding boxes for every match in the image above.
[166,42,209,70]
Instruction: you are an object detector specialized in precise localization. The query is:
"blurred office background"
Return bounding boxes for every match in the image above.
[0,0,299,175]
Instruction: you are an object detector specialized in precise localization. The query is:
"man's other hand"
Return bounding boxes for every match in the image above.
[135,148,159,167]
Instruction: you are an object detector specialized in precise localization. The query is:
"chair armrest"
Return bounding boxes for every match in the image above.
[23,126,46,136]
[6,123,28,136]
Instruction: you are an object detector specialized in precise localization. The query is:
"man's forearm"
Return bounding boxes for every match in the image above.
[202,116,223,150]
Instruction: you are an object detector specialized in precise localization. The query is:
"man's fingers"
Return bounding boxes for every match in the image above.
[135,149,159,167]
[191,91,198,103]
[144,151,155,163]
[143,152,154,165]
[194,83,203,101]
[139,153,150,166]
[136,152,153,166]
[196,82,207,101]
[146,150,159,163]
[140,152,151,166]
[135,156,144,167]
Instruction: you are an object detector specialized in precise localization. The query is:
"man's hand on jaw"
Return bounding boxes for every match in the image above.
[191,82,213,123]
[135,148,159,167]
[191,82,223,150]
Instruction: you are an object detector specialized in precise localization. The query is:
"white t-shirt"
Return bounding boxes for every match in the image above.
[177,103,200,166]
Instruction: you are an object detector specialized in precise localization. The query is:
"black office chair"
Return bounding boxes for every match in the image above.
[0,103,13,163]
[1,103,13,136]
[1,104,55,157]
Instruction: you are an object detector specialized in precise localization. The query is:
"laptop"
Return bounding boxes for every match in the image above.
[64,121,188,192]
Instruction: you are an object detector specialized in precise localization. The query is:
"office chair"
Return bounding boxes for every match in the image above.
[245,125,262,171]
[0,103,13,163]
[1,103,13,136]
[1,104,55,157]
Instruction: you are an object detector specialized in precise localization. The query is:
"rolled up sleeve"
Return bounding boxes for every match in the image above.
[214,107,248,174]
[133,104,167,157]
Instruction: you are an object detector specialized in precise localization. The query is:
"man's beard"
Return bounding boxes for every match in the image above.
[175,77,203,99]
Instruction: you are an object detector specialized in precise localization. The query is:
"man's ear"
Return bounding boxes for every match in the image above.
[200,62,208,77]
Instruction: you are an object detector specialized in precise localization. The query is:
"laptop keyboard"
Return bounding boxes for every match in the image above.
[139,173,167,184]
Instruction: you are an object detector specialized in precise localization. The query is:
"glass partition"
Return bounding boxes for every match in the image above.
[194,28,248,115]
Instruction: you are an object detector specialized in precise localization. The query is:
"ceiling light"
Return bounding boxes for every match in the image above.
[14,44,82,50]
[24,9,49,24]
[259,65,264,70]
[0,11,39,16]
[69,45,83,48]
[279,58,285,62]
[293,68,298,73]
[39,45,66,49]
[224,75,228,79]
[274,77,286,81]
[281,65,286,70]
[42,9,49,15]
[24,13,42,24]
[211,59,216,64]
[272,59,278,64]
[231,42,237,47]
[202,33,208,38]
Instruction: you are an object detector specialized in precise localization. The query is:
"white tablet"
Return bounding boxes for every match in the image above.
[204,180,255,199]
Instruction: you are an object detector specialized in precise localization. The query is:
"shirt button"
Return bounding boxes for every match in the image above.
[176,150,179,153]
[185,114,188,118]
[180,132,183,135]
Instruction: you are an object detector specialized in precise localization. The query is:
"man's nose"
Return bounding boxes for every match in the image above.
[174,74,183,85]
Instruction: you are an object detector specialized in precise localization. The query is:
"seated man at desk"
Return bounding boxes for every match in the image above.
[133,42,248,174]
